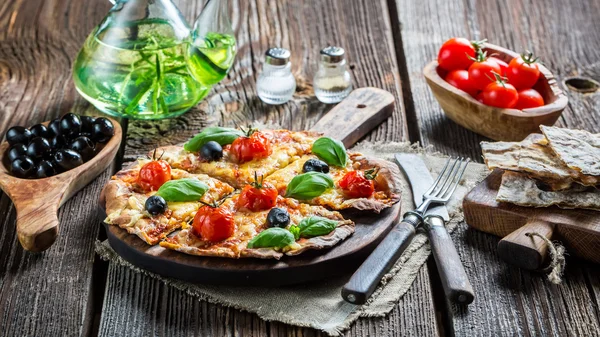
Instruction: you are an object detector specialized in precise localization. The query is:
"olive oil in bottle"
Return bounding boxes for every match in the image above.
[187,32,237,87]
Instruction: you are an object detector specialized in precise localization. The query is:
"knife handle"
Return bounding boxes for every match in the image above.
[425,215,474,305]
[341,213,419,304]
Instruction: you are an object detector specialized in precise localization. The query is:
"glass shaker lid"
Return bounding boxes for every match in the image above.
[320,46,345,63]
[265,48,290,66]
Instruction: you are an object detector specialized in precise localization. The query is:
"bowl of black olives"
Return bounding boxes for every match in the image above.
[2,113,116,179]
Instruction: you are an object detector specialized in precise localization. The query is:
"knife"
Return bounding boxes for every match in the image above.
[396,153,474,305]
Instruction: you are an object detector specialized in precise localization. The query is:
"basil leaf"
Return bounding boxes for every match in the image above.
[184,126,244,152]
[156,178,209,202]
[247,228,295,249]
[284,172,334,200]
[311,137,348,167]
[289,225,300,240]
[297,216,338,238]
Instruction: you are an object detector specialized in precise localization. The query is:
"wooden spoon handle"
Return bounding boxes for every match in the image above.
[15,193,61,252]
[497,219,554,270]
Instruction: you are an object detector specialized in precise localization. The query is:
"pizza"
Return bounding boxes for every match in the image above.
[101,126,401,259]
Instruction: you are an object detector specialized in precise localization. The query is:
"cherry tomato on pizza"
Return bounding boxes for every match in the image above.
[444,69,478,97]
[507,51,541,90]
[437,38,484,71]
[236,173,278,211]
[138,151,172,191]
[514,88,544,109]
[468,50,502,90]
[192,204,235,242]
[338,168,378,199]
[481,74,519,108]
[230,129,272,163]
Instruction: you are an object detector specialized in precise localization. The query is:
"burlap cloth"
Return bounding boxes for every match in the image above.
[95,141,488,335]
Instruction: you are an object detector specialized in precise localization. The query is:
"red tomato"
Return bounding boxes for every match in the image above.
[507,52,540,89]
[230,131,272,163]
[468,54,502,90]
[192,205,234,242]
[475,91,485,103]
[489,57,509,77]
[482,79,519,108]
[138,160,171,191]
[515,89,544,109]
[444,70,478,96]
[338,169,376,198]
[236,181,278,211]
[437,38,477,71]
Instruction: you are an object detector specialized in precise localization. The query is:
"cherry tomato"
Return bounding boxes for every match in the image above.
[489,57,509,77]
[475,91,485,104]
[482,77,518,108]
[468,52,502,90]
[437,38,477,71]
[236,180,278,211]
[507,52,540,90]
[338,169,376,198]
[192,205,235,242]
[444,70,478,96]
[230,131,272,163]
[515,89,544,109]
[138,160,171,191]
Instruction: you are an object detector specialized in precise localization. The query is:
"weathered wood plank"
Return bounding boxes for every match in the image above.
[393,0,600,335]
[0,0,118,336]
[99,0,438,336]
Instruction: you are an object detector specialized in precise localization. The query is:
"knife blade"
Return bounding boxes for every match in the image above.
[395,153,474,305]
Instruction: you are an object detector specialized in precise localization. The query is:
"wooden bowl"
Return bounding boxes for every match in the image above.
[423,43,568,141]
[0,117,122,252]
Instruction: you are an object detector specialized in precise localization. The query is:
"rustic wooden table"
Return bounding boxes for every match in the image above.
[1,0,599,336]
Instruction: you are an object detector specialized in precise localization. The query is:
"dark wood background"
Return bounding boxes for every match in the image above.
[1,0,599,336]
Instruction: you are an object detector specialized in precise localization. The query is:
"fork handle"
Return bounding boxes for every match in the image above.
[425,215,474,305]
[342,213,419,304]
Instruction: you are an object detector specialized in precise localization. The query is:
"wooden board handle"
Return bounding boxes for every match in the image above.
[497,220,554,270]
[310,87,394,148]
[15,192,61,252]
[425,215,474,305]
[342,214,417,304]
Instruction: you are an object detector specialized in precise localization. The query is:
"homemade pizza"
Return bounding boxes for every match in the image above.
[101,127,401,259]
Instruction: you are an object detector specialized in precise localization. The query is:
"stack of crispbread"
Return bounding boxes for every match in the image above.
[481,126,600,210]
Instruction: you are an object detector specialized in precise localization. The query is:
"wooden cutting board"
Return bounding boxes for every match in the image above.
[103,87,402,286]
[463,169,600,269]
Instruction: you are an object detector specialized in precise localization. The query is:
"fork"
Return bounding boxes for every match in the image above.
[342,157,469,305]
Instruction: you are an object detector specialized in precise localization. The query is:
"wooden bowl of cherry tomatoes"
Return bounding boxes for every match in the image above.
[424,38,568,141]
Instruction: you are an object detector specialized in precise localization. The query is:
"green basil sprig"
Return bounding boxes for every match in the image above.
[285,172,334,200]
[247,228,295,249]
[311,137,348,167]
[289,216,338,239]
[156,178,209,202]
[184,126,244,152]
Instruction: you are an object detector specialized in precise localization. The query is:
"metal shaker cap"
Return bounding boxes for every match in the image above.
[320,46,345,63]
[265,48,291,66]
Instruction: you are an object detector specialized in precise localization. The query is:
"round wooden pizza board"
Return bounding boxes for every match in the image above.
[103,87,400,285]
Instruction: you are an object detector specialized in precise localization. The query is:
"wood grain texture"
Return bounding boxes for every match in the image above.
[497,220,554,270]
[394,0,600,335]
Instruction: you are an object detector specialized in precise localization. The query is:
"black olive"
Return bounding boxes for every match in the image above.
[302,158,330,173]
[50,134,68,149]
[80,116,96,134]
[5,126,32,146]
[200,141,223,161]
[27,137,52,160]
[36,160,57,178]
[7,143,28,162]
[30,124,51,139]
[48,118,61,137]
[92,117,114,143]
[145,195,167,216]
[69,136,96,161]
[10,156,36,178]
[59,113,82,138]
[267,207,290,228]
[54,149,83,171]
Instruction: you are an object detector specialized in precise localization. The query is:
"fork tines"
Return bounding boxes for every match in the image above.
[425,157,470,202]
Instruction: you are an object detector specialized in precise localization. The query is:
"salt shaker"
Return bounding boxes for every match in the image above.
[257,48,296,105]
[313,46,353,104]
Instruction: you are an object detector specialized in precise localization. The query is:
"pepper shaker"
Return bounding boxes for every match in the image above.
[257,48,296,105]
[313,46,353,103]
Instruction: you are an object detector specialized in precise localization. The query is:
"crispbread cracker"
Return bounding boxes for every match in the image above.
[541,126,600,178]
